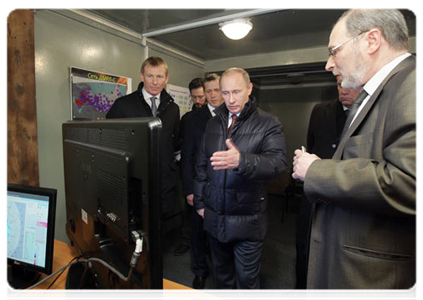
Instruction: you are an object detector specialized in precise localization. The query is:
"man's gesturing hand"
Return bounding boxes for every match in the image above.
[210,139,240,170]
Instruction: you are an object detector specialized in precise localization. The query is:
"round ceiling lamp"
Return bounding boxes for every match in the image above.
[219,18,253,40]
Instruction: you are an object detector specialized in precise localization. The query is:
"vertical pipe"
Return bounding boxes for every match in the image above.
[141,36,149,60]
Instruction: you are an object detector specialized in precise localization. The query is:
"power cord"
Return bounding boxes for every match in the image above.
[46,253,86,289]
[28,231,144,290]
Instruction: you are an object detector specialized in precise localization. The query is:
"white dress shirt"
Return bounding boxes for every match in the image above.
[142,88,160,109]
[350,53,411,126]
[207,103,217,117]
[228,112,241,128]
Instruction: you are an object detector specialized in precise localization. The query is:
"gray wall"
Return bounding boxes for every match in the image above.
[258,86,338,169]
[204,46,328,72]
[34,10,202,242]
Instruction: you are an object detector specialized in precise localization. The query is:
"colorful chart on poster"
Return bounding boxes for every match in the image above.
[71,68,132,120]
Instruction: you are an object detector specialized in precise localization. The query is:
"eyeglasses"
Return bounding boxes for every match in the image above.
[328,31,369,57]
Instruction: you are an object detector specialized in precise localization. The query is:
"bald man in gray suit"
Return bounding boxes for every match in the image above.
[293,9,415,289]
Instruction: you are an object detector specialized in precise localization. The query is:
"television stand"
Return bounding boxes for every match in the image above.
[66,264,107,300]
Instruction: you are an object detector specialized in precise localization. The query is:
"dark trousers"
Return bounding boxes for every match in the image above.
[295,196,314,289]
[179,201,192,246]
[191,208,209,277]
[209,236,264,289]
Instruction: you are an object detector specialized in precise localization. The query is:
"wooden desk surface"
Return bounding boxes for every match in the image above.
[5,240,221,300]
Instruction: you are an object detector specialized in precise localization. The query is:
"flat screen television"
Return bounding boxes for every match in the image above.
[7,183,57,289]
[62,118,162,289]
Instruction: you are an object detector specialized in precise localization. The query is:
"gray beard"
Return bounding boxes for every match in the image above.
[341,47,369,90]
[341,71,366,90]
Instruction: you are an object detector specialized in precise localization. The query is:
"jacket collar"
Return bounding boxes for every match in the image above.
[137,81,173,104]
[333,55,416,159]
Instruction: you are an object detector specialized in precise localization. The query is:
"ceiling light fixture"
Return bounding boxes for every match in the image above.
[219,18,253,40]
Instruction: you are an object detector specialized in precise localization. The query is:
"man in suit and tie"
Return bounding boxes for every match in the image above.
[180,73,224,288]
[106,56,180,214]
[307,75,361,159]
[177,78,207,146]
[295,75,360,288]
[293,9,415,288]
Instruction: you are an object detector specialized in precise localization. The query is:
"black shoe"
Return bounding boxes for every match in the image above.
[173,243,190,256]
[193,276,206,289]
[281,289,305,300]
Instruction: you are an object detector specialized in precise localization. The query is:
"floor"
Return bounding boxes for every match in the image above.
[162,194,298,289]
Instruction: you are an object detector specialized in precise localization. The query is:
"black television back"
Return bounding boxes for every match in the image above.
[62,118,162,289]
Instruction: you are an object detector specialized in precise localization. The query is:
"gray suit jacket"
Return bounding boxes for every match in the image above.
[304,56,416,289]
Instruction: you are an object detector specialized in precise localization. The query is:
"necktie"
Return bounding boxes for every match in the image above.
[345,109,350,117]
[150,96,158,116]
[340,90,368,138]
[227,114,237,135]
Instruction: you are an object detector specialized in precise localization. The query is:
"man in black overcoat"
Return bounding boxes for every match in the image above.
[106,56,180,214]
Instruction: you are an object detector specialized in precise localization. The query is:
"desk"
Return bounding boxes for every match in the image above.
[6,240,221,300]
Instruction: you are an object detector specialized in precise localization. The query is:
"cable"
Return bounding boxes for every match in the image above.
[46,253,85,289]
[28,260,84,289]
[28,231,144,290]
[7,257,128,300]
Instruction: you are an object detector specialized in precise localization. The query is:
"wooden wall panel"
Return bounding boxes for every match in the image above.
[7,9,39,186]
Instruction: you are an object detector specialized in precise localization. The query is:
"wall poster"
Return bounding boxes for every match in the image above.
[166,84,191,118]
[70,67,132,120]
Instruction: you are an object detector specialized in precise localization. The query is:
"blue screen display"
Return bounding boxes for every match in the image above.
[7,191,50,268]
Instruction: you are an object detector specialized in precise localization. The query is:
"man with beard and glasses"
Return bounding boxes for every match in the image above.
[178,78,207,143]
[292,9,415,289]
[174,77,207,258]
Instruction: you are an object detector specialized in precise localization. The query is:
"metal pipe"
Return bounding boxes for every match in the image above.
[141,36,149,61]
[68,9,143,40]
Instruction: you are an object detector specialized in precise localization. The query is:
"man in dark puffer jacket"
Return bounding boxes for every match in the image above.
[193,68,287,289]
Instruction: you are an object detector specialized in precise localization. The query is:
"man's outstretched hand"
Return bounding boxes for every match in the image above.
[210,139,240,170]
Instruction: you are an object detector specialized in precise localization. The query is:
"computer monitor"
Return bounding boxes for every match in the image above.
[7,183,57,289]
[62,118,162,289]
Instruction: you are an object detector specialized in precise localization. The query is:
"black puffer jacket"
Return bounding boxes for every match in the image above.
[194,97,287,242]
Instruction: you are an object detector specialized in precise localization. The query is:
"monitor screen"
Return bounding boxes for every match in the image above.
[7,184,57,289]
[62,118,162,289]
